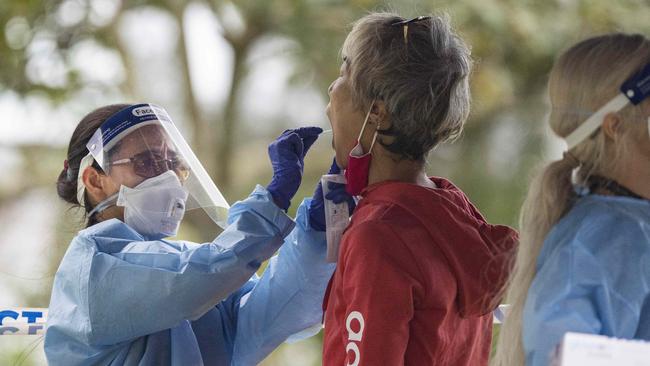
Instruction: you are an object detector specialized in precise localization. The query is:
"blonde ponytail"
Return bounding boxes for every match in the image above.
[492,155,578,366]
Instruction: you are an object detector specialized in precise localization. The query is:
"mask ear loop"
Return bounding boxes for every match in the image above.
[87,193,119,217]
[356,99,375,142]
[77,153,95,206]
[368,122,381,153]
[356,98,380,154]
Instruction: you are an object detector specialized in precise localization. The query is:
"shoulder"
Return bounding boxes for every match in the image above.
[345,193,448,270]
[340,220,420,272]
[543,195,650,266]
[344,219,396,240]
[352,197,420,231]
[79,218,137,238]
[570,195,649,221]
[73,219,145,254]
[566,196,648,245]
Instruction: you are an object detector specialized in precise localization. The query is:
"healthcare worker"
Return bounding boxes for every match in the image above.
[46,103,347,365]
[320,13,518,366]
[493,34,650,366]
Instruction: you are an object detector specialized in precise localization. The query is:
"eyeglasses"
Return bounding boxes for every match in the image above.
[391,16,431,45]
[110,151,189,180]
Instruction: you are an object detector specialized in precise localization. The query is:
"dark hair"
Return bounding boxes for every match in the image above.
[342,13,472,161]
[57,104,130,226]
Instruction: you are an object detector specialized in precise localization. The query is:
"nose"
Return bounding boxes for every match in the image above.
[327,80,335,95]
[175,168,190,183]
[173,160,190,183]
[152,160,173,177]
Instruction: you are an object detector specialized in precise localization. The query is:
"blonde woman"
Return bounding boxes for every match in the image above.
[493,34,650,366]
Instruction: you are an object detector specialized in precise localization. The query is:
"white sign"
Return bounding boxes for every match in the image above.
[553,332,650,366]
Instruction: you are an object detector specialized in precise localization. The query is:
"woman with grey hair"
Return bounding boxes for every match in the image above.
[321,12,518,366]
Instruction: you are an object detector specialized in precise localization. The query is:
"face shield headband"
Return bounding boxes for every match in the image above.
[564,62,650,150]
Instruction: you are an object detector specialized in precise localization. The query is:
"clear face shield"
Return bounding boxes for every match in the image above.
[83,104,229,235]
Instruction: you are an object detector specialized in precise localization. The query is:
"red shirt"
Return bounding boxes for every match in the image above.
[322,178,517,366]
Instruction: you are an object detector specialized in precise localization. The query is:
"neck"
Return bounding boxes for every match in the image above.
[89,193,124,222]
[367,149,435,188]
[599,153,650,200]
[96,206,124,222]
[609,172,650,201]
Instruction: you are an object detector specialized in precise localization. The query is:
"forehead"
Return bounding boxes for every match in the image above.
[111,124,174,157]
[337,56,351,77]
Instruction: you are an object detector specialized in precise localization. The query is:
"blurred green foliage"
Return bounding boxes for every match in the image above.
[0,0,648,365]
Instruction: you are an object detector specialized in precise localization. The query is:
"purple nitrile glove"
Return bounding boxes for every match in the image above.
[309,157,357,231]
[266,127,322,211]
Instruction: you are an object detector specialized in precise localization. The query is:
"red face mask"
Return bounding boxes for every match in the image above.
[344,101,379,196]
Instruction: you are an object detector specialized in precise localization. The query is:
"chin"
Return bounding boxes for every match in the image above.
[335,155,348,170]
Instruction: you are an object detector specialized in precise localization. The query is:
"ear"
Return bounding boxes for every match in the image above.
[82,167,110,205]
[369,100,390,129]
[602,112,624,141]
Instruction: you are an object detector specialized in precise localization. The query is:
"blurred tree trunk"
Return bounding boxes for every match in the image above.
[165,1,263,195]
[215,41,249,192]
[211,2,266,194]
[168,1,217,178]
[107,11,137,99]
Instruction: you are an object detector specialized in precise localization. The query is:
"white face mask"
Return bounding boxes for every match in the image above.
[116,170,189,240]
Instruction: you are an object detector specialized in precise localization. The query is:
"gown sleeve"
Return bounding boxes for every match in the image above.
[231,197,336,366]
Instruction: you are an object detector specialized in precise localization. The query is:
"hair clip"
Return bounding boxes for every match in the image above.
[64,159,75,181]
[391,16,431,45]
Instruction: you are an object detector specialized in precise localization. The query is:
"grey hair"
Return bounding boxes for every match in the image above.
[342,12,473,161]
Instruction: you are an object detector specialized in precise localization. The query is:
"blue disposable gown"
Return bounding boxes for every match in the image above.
[44,186,336,366]
[523,194,650,366]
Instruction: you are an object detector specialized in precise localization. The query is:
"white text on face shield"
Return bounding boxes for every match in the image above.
[132,106,156,117]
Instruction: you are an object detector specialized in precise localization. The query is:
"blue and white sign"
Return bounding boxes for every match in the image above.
[0,307,48,335]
